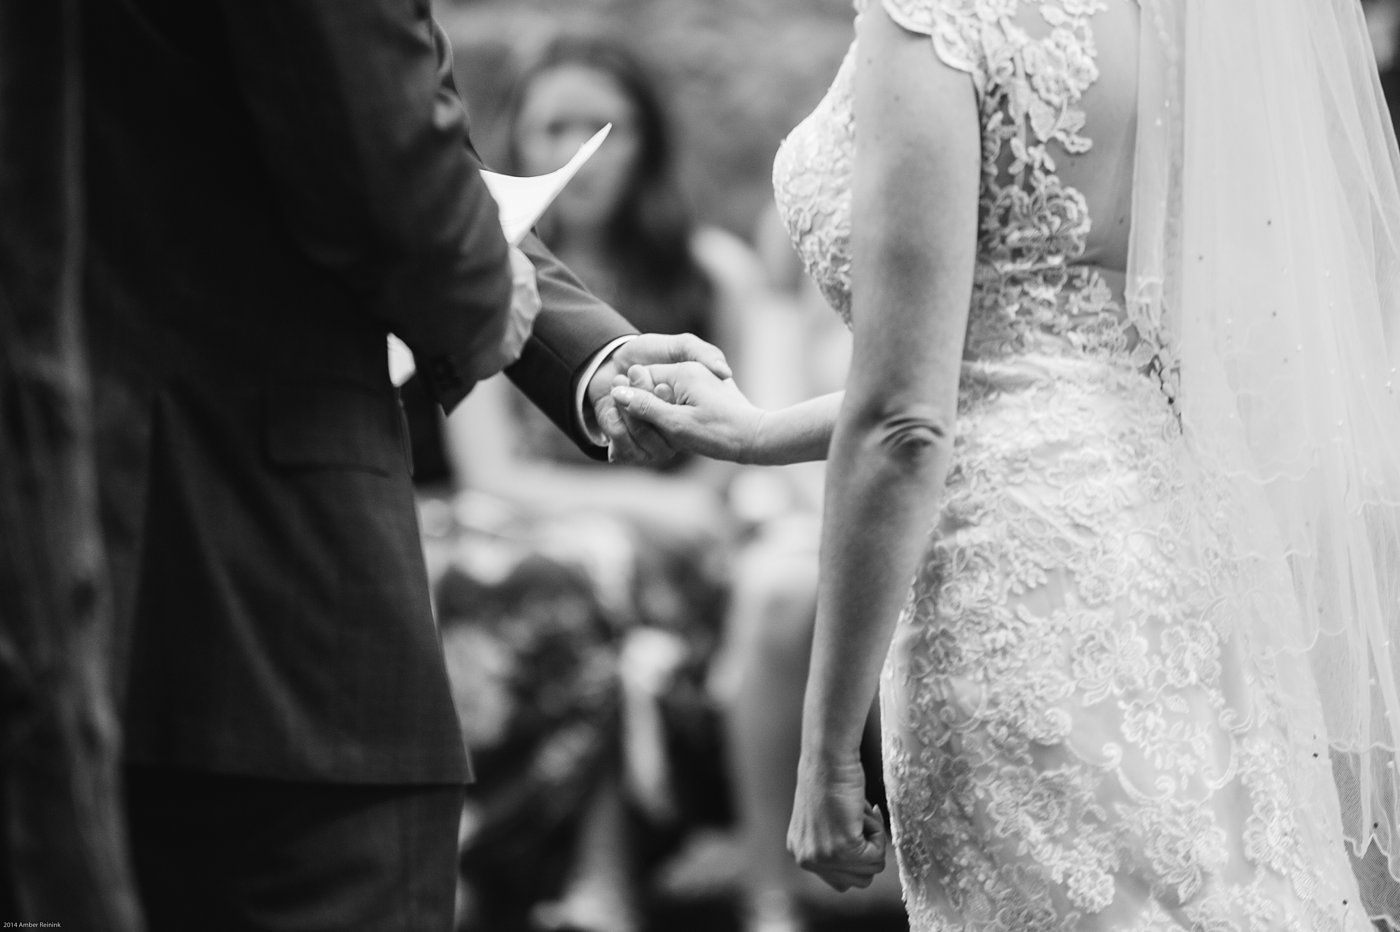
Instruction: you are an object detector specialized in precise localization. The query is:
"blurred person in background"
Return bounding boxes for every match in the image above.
[451,33,765,526]
[429,32,780,932]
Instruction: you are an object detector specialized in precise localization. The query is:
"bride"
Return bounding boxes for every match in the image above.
[611,0,1400,928]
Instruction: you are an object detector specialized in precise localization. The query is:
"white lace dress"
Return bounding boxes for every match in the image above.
[772,1,1376,929]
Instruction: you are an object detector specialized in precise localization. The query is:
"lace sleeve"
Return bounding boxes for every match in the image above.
[874,0,983,78]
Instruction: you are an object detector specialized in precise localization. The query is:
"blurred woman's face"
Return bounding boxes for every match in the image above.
[513,63,642,232]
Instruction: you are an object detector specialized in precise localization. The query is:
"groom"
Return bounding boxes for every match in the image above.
[82,1,724,929]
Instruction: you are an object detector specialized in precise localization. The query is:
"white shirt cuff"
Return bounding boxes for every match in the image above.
[573,334,638,447]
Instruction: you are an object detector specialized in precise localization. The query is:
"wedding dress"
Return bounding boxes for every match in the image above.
[772,0,1400,928]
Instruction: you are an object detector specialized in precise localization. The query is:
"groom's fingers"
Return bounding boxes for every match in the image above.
[623,333,731,380]
[613,420,674,464]
[659,333,731,378]
[607,424,672,465]
[595,391,673,465]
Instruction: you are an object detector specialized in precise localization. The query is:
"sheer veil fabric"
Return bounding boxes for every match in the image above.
[1128,0,1400,921]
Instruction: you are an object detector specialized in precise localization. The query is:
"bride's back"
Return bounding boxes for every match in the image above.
[772,0,1146,328]
[985,0,1141,273]
[1059,0,1139,271]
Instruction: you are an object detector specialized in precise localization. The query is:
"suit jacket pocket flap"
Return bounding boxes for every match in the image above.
[264,383,402,476]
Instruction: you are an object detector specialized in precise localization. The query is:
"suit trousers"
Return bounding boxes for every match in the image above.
[124,765,465,932]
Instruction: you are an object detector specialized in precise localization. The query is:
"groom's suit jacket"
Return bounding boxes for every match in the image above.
[83,0,634,784]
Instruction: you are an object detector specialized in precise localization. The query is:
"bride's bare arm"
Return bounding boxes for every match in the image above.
[749,392,844,464]
[787,0,980,888]
[611,365,842,465]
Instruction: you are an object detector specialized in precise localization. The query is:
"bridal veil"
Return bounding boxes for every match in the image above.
[1128,0,1400,922]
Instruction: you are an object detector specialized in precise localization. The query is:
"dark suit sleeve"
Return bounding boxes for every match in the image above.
[506,233,637,457]
[213,0,512,411]
[422,23,639,453]
[427,21,635,436]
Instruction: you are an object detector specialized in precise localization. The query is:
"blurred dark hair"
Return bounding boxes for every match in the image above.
[503,33,715,339]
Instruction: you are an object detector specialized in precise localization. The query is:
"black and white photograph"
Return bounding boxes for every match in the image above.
[2,0,1400,930]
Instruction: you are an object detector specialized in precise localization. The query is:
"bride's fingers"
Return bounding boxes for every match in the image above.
[863,803,888,853]
[611,385,680,429]
[794,841,884,890]
[626,364,657,395]
[794,835,885,874]
[616,367,675,404]
[810,868,873,892]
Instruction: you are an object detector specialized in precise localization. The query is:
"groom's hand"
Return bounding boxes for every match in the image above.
[587,333,731,465]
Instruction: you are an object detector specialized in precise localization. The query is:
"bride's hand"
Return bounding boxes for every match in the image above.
[787,753,887,891]
[609,361,768,465]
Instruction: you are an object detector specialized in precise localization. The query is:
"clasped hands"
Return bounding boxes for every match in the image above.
[589,349,766,466]
[585,334,763,465]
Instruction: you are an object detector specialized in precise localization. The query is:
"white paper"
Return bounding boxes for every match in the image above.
[388,334,417,387]
[481,124,612,246]
[388,124,612,386]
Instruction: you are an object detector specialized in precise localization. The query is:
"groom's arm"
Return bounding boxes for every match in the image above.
[215,0,515,412]
[407,21,635,455]
[506,234,733,462]
[427,27,721,460]
[506,233,636,458]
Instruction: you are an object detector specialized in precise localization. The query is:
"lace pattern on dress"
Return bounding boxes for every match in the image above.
[773,0,1375,929]
[877,0,982,77]
[777,0,1154,371]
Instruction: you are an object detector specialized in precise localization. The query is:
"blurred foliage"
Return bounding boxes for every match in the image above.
[434,0,854,239]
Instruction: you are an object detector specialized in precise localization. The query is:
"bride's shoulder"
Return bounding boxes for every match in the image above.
[855,0,985,76]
